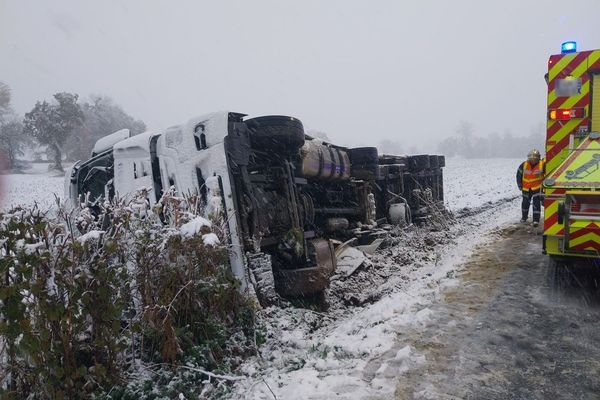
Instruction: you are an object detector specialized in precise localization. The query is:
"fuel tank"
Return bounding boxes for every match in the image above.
[299,140,351,181]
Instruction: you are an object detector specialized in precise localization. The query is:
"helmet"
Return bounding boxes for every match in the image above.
[528,149,541,162]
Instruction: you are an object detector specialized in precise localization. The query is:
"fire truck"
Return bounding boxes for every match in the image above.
[543,42,600,261]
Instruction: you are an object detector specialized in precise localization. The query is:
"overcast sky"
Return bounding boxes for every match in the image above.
[2,0,600,151]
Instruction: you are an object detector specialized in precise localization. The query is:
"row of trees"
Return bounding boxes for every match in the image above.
[0,82,145,171]
[437,120,546,159]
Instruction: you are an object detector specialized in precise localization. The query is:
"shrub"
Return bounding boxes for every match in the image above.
[0,192,256,399]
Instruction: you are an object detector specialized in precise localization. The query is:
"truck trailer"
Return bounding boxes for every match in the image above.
[66,112,444,304]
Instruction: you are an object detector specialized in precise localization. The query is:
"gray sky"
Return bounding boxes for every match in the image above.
[2,0,600,151]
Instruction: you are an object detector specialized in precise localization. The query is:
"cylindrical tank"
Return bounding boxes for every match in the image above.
[300,140,351,181]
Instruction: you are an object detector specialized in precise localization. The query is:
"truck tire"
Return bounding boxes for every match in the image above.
[429,155,439,168]
[547,256,571,292]
[349,147,379,180]
[349,147,379,164]
[437,155,446,168]
[248,252,280,307]
[409,155,431,171]
[245,116,305,153]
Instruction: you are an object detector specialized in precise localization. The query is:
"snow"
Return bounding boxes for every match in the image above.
[205,175,223,218]
[1,157,526,399]
[92,128,131,155]
[1,163,68,211]
[444,157,521,211]
[230,159,522,399]
[202,232,220,246]
[232,201,520,398]
[77,230,105,243]
[179,216,212,237]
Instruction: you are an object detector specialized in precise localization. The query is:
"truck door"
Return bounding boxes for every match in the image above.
[592,74,600,132]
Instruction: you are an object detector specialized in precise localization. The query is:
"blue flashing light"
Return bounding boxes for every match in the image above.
[561,41,577,54]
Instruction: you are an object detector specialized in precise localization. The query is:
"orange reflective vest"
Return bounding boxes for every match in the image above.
[522,159,545,191]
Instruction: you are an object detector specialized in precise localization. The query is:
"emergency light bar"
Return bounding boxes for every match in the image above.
[549,108,585,120]
[561,41,577,54]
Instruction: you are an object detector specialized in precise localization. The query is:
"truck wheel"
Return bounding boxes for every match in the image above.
[437,155,446,168]
[429,155,439,168]
[248,252,280,307]
[245,116,305,153]
[348,147,379,164]
[409,155,431,171]
[349,147,379,180]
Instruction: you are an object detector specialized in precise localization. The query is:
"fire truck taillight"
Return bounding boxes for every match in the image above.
[549,108,585,121]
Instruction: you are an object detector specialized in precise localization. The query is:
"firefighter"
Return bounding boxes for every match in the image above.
[516,149,545,226]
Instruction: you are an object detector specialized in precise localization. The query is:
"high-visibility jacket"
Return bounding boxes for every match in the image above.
[519,159,545,191]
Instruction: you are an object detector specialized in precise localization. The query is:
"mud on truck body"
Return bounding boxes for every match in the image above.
[66,111,444,304]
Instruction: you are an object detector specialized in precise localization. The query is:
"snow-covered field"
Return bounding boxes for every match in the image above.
[443,157,521,212]
[0,158,523,399]
[0,163,68,211]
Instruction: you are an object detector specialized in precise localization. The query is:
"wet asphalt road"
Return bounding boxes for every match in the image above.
[394,225,600,400]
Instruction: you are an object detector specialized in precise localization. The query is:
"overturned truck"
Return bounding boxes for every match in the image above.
[66,112,444,304]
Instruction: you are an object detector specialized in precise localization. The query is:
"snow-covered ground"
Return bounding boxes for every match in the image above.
[231,201,519,399]
[229,158,523,400]
[444,157,521,212]
[0,158,524,399]
[0,163,68,211]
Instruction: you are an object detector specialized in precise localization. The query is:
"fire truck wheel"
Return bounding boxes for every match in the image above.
[547,256,572,292]
[246,115,305,153]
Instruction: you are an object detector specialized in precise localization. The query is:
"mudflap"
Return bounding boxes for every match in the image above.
[274,239,336,298]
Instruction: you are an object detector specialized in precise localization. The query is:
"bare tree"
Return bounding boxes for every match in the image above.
[0,119,26,169]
